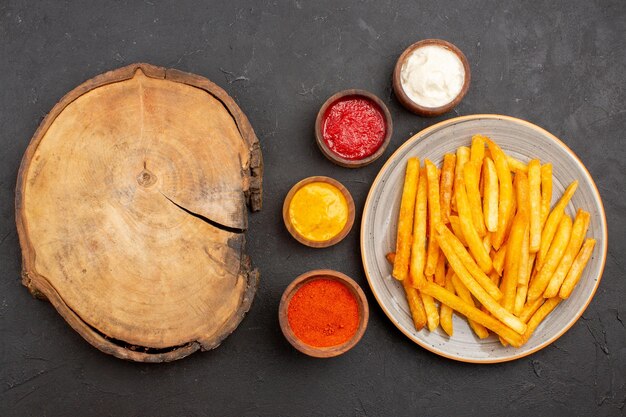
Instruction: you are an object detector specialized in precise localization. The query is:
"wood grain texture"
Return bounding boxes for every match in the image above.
[15,63,262,362]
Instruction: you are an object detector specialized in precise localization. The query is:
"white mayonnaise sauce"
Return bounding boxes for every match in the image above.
[400,45,465,108]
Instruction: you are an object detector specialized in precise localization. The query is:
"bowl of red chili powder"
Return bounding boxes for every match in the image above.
[315,89,393,168]
[279,269,369,357]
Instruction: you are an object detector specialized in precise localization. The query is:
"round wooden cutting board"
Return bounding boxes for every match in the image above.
[15,63,263,362]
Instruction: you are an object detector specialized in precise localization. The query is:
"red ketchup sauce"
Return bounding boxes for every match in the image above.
[322,96,386,160]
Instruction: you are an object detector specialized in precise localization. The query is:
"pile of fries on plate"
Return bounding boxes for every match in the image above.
[389,135,596,347]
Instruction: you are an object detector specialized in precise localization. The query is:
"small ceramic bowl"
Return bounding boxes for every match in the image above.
[282,176,355,248]
[315,89,393,168]
[392,39,471,117]
[278,269,369,358]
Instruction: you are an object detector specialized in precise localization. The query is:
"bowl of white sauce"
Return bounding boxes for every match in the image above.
[393,39,470,117]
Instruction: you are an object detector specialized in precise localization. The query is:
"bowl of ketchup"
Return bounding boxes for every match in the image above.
[315,89,393,168]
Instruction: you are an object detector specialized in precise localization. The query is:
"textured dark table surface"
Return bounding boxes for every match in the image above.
[1,1,625,416]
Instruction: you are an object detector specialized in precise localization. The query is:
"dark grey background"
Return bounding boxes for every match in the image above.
[1,1,625,416]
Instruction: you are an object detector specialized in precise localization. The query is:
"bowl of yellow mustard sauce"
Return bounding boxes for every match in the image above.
[283,176,355,248]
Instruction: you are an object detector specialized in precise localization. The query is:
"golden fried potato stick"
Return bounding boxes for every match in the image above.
[420,291,440,331]
[487,139,514,250]
[482,157,499,233]
[454,146,471,183]
[393,158,420,281]
[424,160,441,277]
[528,215,573,301]
[464,161,487,237]
[536,180,578,270]
[492,243,507,276]
[501,212,527,312]
[540,163,553,227]
[403,281,428,331]
[518,226,531,286]
[434,251,446,286]
[386,252,396,265]
[391,251,427,330]
[471,134,486,165]
[450,274,490,339]
[544,209,591,298]
[514,226,531,315]
[528,159,542,253]
[482,232,492,253]
[515,170,530,217]
[440,270,455,336]
[503,186,518,243]
[470,135,486,199]
[420,282,523,347]
[409,167,428,288]
[514,288,528,318]
[506,155,528,173]
[489,270,501,286]
[448,215,468,246]
[455,177,493,273]
[440,153,456,224]
[520,297,544,323]
[452,146,470,212]
[435,231,526,334]
[522,297,561,343]
[436,223,502,300]
[389,250,427,330]
[559,238,596,299]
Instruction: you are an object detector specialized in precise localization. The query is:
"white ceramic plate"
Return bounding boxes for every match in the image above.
[361,115,607,363]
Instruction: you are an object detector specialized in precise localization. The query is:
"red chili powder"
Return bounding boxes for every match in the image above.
[322,96,386,160]
[287,278,360,348]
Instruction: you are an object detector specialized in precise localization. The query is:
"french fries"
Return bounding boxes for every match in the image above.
[519,296,544,323]
[420,282,523,347]
[487,140,514,250]
[403,281,428,331]
[424,160,441,277]
[448,215,468,246]
[501,212,527,312]
[421,292,440,332]
[482,157,499,233]
[388,252,427,330]
[528,215,573,301]
[434,252,446,286]
[471,134,486,165]
[452,146,470,212]
[440,270,455,336]
[492,243,507,276]
[544,209,590,298]
[389,136,596,349]
[559,238,596,299]
[536,181,578,270]
[540,163,553,227]
[455,178,493,273]
[522,297,561,343]
[464,161,487,237]
[436,224,502,301]
[436,231,526,334]
[506,155,528,174]
[440,154,456,224]
[514,228,531,316]
[450,274,490,338]
[409,168,428,288]
[393,158,419,281]
[528,159,542,252]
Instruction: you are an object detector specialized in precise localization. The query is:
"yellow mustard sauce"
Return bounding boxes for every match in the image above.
[288,182,348,242]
